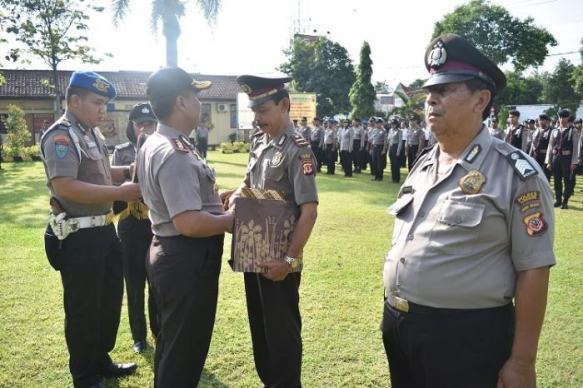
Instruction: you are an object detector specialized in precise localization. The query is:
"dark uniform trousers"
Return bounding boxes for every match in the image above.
[533,151,551,181]
[310,141,323,172]
[389,143,401,183]
[196,136,208,158]
[245,272,302,388]
[552,154,575,203]
[352,140,361,172]
[372,145,384,180]
[340,150,353,176]
[117,216,159,343]
[58,224,123,388]
[325,145,336,175]
[148,234,224,388]
[407,145,419,172]
[400,140,407,167]
[381,301,514,388]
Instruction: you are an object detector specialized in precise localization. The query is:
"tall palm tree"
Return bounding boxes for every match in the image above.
[113,0,220,67]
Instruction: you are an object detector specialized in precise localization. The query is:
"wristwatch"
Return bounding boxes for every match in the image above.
[284,256,300,270]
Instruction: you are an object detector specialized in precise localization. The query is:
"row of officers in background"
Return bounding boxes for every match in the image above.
[489,108,582,209]
[294,116,436,183]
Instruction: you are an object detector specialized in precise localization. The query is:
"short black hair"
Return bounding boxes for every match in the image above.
[272,89,291,112]
[126,121,137,144]
[150,90,193,120]
[465,78,494,120]
[509,109,520,117]
[66,86,91,103]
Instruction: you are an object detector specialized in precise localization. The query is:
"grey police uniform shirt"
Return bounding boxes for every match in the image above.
[371,128,387,146]
[299,125,310,141]
[136,123,223,237]
[407,128,423,146]
[489,127,505,140]
[352,126,364,149]
[339,127,354,151]
[196,126,209,139]
[243,122,318,206]
[112,142,136,167]
[41,112,113,217]
[384,127,555,309]
[324,128,337,145]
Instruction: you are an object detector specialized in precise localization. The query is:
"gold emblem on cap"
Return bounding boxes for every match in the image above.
[192,80,212,90]
[241,84,252,94]
[428,40,447,69]
[271,151,284,167]
[459,170,486,194]
[93,79,110,92]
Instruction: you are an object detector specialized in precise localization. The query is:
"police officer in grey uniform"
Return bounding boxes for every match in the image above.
[405,118,425,171]
[339,120,354,177]
[382,34,555,388]
[545,109,580,209]
[505,110,529,152]
[370,118,387,181]
[309,117,324,172]
[324,118,338,174]
[228,74,319,388]
[387,120,403,183]
[112,102,159,353]
[41,71,140,388]
[136,67,234,387]
[298,116,310,140]
[351,118,365,173]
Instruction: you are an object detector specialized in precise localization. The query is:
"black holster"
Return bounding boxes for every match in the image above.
[44,223,62,271]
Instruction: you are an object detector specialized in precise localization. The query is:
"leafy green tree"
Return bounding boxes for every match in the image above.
[3,104,31,160]
[543,59,581,113]
[495,71,544,106]
[113,0,220,67]
[391,92,425,120]
[349,42,376,119]
[0,0,107,113]
[433,0,557,71]
[281,36,355,117]
[571,38,583,99]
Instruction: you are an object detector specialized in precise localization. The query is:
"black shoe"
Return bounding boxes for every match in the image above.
[100,362,138,378]
[132,341,147,353]
[561,203,568,209]
[88,381,106,388]
[553,201,562,208]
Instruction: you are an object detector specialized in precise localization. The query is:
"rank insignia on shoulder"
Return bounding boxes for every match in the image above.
[506,151,537,181]
[60,118,72,128]
[523,211,547,236]
[292,133,309,147]
[459,170,486,194]
[170,138,189,153]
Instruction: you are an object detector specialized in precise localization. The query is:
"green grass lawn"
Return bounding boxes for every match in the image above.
[0,152,581,387]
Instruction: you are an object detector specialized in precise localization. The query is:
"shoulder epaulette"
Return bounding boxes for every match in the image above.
[494,142,538,181]
[169,138,190,153]
[115,142,132,150]
[291,133,309,147]
[40,118,82,161]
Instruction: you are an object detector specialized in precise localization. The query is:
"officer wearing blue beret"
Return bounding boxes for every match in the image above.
[40,71,140,387]
[382,34,555,388]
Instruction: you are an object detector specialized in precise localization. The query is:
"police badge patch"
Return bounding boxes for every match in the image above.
[428,40,447,69]
[271,151,284,167]
[54,134,70,159]
[299,154,314,175]
[523,212,547,236]
[459,170,486,194]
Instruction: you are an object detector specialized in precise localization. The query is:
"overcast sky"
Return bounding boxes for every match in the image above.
[6,0,583,88]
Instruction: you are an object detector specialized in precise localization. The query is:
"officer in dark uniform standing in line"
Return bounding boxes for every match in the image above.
[323,118,338,174]
[112,102,159,353]
[529,113,552,181]
[136,67,234,387]
[382,34,555,388]
[41,71,141,388]
[229,74,319,388]
[370,118,387,181]
[506,109,528,152]
[545,109,580,209]
[387,120,403,183]
[309,117,324,172]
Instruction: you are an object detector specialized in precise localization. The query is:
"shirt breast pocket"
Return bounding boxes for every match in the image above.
[79,147,108,183]
[429,199,485,253]
[390,194,413,246]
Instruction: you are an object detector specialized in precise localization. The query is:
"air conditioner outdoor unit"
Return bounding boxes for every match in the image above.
[216,104,228,112]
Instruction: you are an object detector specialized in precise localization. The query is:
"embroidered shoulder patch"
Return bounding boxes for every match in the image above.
[515,191,541,213]
[505,151,538,181]
[299,153,314,175]
[54,134,70,159]
[523,212,547,236]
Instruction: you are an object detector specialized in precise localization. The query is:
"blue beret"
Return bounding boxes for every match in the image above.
[68,71,116,100]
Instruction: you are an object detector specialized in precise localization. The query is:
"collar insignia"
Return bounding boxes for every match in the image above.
[464,144,481,164]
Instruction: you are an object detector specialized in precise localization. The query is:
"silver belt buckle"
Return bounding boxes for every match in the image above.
[68,218,79,233]
[49,212,71,240]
